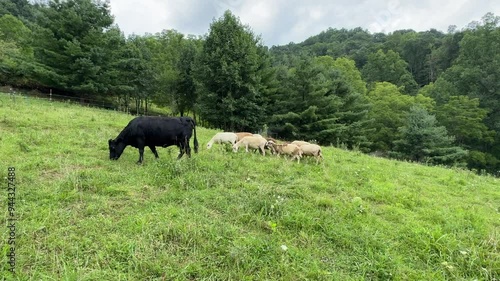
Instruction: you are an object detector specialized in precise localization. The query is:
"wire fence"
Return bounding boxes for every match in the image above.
[2,86,278,137]
[1,86,174,118]
[2,86,119,111]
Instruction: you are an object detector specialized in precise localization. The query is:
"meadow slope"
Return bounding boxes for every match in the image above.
[0,93,499,280]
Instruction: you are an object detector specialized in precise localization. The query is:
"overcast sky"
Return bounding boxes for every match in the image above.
[109,0,499,46]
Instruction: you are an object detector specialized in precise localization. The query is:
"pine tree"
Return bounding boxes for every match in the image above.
[392,106,467,166]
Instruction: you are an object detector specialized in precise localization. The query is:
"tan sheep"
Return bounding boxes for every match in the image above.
[300,143,323,163]
[232,136,268,156]
[267,141,302,162]
[291,140,311,147]
[235,132,253,141]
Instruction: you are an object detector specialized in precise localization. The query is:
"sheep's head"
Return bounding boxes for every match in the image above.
[265,141,277,154]
[232,143,239,153]
[265,140,275,146]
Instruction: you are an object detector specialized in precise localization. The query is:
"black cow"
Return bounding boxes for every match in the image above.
[108,116,198,164]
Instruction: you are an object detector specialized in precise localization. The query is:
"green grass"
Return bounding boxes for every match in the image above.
[0,93,499,280]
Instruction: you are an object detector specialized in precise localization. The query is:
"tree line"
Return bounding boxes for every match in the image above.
[1,0,499,175]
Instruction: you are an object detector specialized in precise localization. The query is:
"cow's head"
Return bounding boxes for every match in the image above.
[108,138,126,160]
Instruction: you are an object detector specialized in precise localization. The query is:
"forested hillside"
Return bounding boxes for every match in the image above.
[1,0,499,175]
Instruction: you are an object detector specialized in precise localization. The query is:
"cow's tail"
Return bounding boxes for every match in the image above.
[192,118,199,153]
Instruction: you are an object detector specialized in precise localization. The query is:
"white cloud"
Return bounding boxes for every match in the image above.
[238,0,280,31]
[109,0,500,45]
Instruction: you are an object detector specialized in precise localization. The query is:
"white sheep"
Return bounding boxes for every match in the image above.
[267,141,302,162]
[206,132,238,149]
[232,136,268,156]
[300,143,323,163]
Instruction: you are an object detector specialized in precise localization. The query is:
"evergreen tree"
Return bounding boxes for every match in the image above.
[392,106,467,166]
[0,14,35,87]
[270,56,371,148]
[31,0,115,96]
[197,10,275,131]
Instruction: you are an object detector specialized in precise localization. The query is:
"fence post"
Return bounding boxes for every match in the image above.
[49,89,52,101]
[9,88,16,103]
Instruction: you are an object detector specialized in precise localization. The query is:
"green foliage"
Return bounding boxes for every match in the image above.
[0,14,36,86]
[428,30,464,79]
[316,56,367,95]
[148,30,200,116]
[362,49,419,95]
[0,0,35,22]
[366,82,436,152]
[31,0,115,94]
[366,82,416,151]
[118,35,156,114]
[197,10,275,131]
[270,56,371,148]
[299,27,380,68]
[173,36,200,116]
[397,29,445,85]
[436,95,492,145]
[0,13,30,42]
[392,106,468,166]
[433,13,500,173]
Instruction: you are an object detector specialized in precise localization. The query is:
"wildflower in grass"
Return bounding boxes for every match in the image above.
[281,244,288,251]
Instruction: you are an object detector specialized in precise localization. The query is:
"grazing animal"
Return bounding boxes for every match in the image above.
[265,137,279,154]
[267,141,302,162]
[206,132,239,149]
[232,136,268,156]
[300,143,323,164]
[266,137,278,143]
[291,140,311,147]
[108,116,198,164]
[235,132,253,141]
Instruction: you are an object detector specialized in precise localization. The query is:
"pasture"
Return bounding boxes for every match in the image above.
[0,93,499,280]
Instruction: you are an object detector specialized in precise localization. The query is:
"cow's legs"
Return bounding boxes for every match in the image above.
[149,145,159,159]
[138,147,145,164]
[137,139,145,164]
[184,137,191,158]
[176,143,185,159]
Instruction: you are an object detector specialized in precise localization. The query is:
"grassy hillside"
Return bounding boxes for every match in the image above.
[0,93,499,280]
